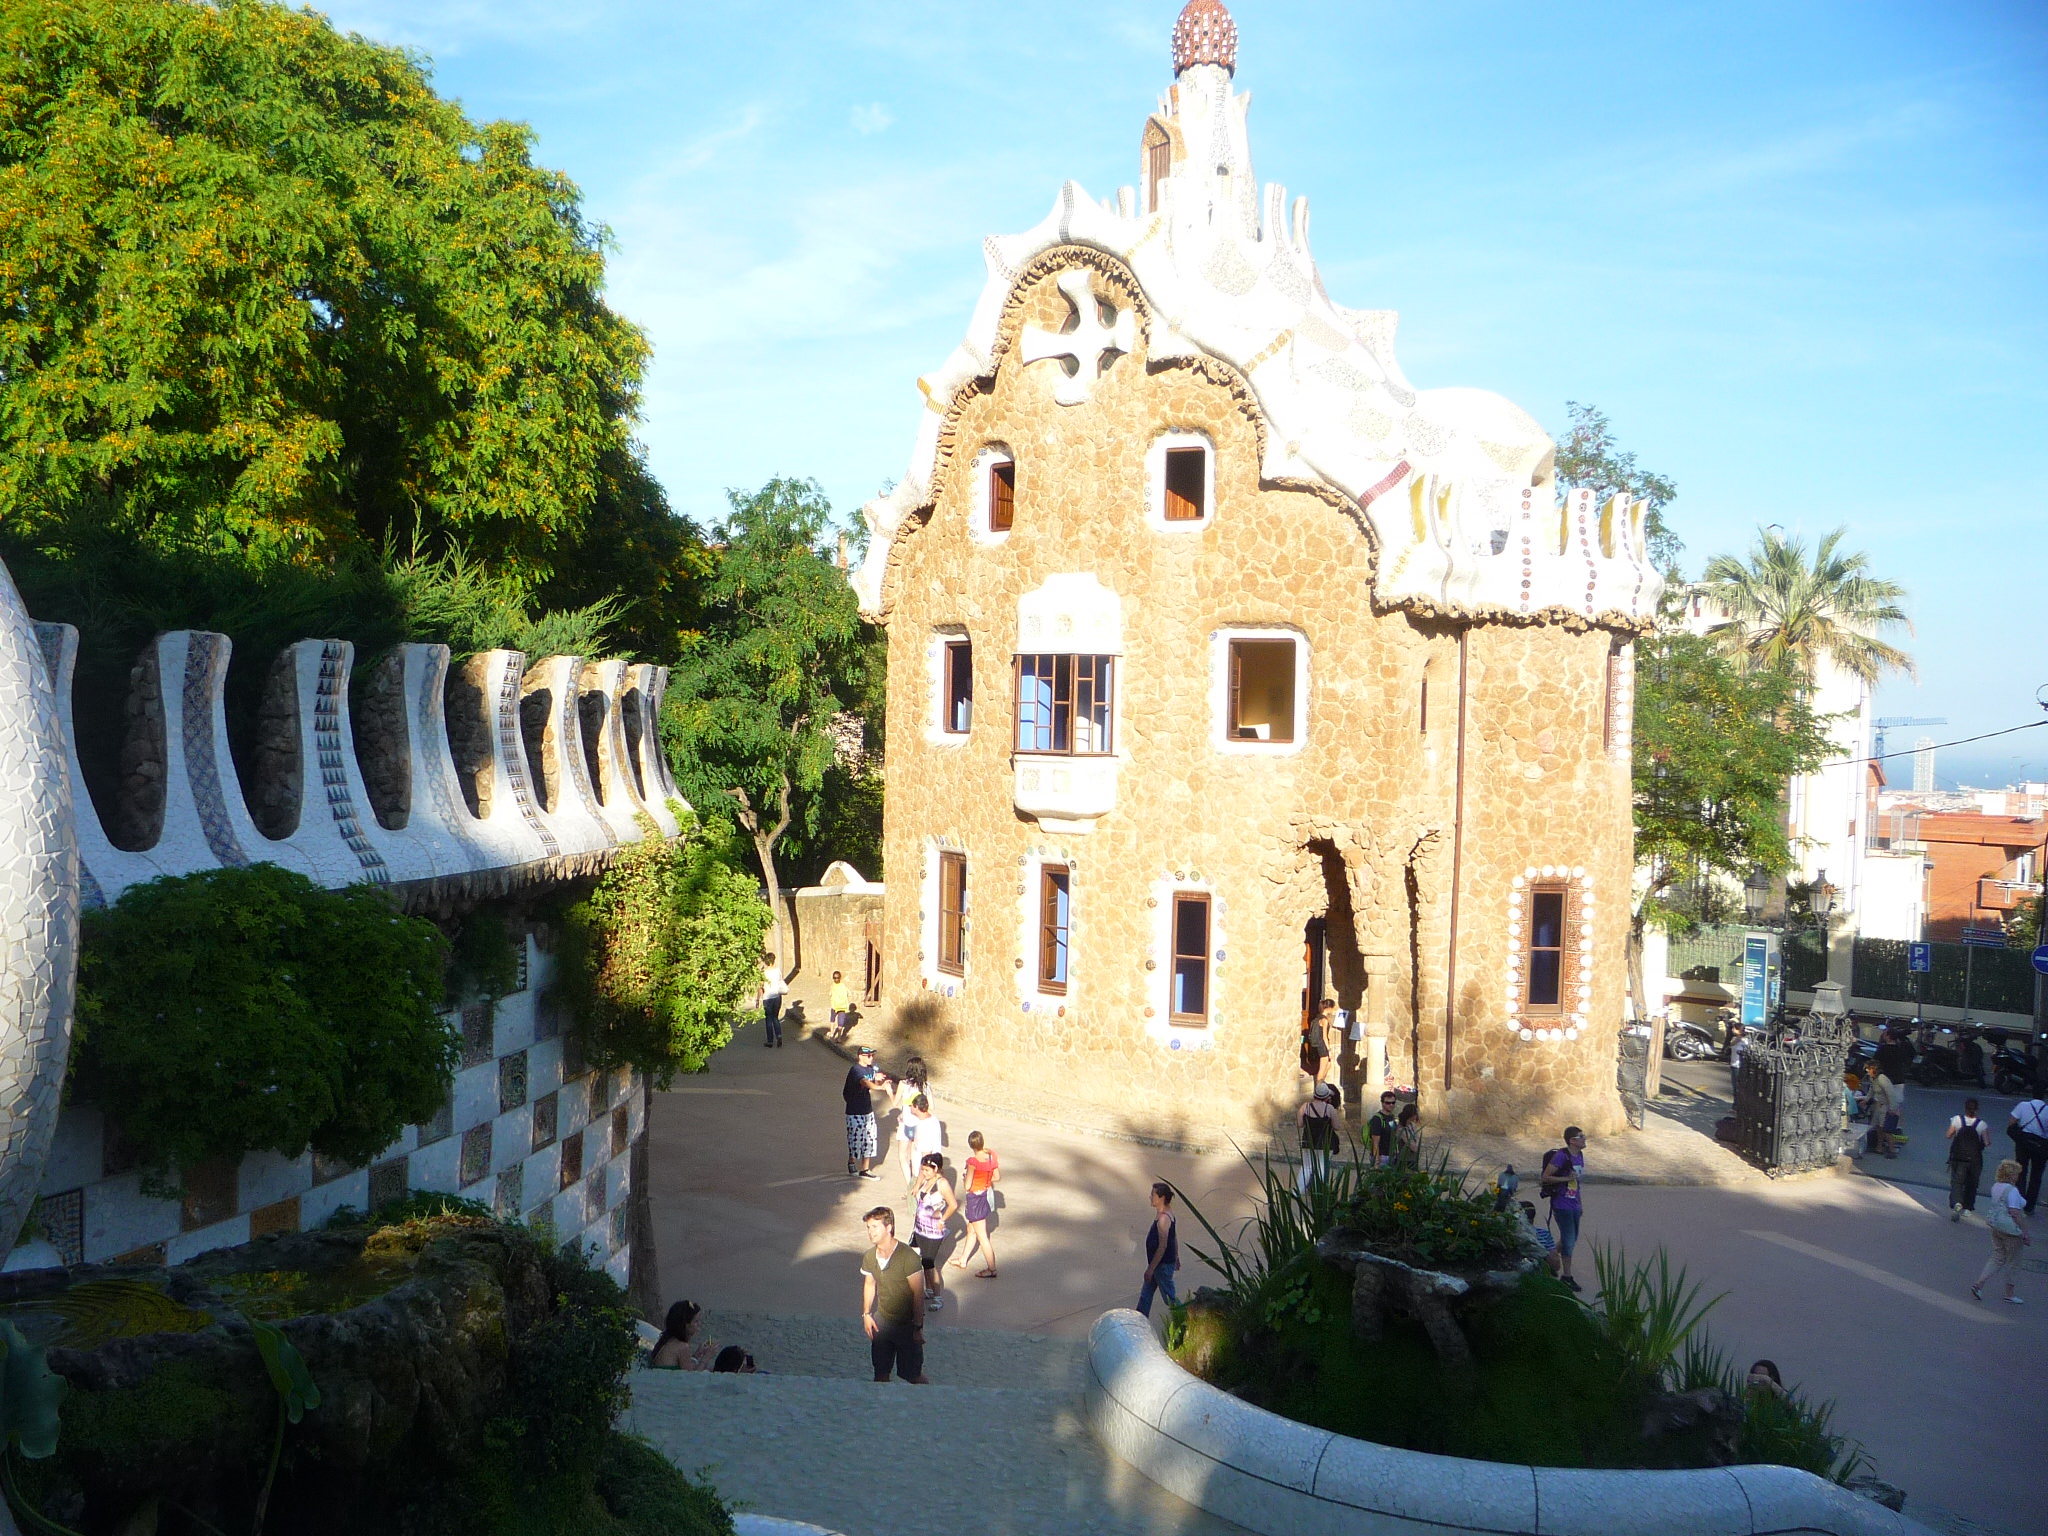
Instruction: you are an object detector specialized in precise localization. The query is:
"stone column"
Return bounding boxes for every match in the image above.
[1361,953,1394,1090]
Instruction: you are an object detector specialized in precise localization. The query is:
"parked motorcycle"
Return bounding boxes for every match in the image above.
[1911,1023,1988,1087]
[1987,1030,2044,1096]
[1665,1020,1721,1062]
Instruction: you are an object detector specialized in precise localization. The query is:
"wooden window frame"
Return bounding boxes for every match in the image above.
[989,458,1015,533]
[1014,654,1116,756]
[942,639,973,735]
[1163,446,1206,522]
[1038,866,1071,994]
[1226,638,1297,744]
[1170,892,1211,1025]
[937,851,967,977]
[1523,882,1570,1015]
[1146,132,1171,213]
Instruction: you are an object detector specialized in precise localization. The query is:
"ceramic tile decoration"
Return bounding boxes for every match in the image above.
[248,1196,301,1239]
[461,1002,496,1069]
[500,1050,529,1114]
[34,1187,82,1267]
[314,642,390,884]
[495,1164,523,1220]
[459,1124,492,1187]
[368,1157,408,1213]
[558,1130,583,1191]
[311,1151,354,1185]
[610,1105,629,1161]
[531,1091,558,1152]
[419,1089,455,1146]
[180,1159,238,1231]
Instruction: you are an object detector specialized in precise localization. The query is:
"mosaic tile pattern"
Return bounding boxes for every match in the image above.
[608,1201,629,1255]
[0,561,81,1258]
[181,633,251,867]
[411,645,494,866]
[555,665,617,848]
[311,1151,355,1185]
[181,1158,238,1231]
[495,661,561,858]
[461,1002,496,1069]
[368,1156,408,1212]
[499,1051,528,1114]
[459,1123,492,1187]
[610,1105,629,1160]
[558,1129,584,1190]
[249,1196,301,1238]
[314,643,390,884]
[495,1164,523,1220]
[33,1187,82,1267]
[531,1091,558,1152]
[418,1091,455,1146]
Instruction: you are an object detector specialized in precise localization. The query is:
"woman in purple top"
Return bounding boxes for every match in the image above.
[1539,1126,1587,1292]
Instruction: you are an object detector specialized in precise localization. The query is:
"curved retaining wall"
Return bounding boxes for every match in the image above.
[1085,1310,1933,1536]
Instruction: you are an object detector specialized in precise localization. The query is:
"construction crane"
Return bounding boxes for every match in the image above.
[1873,716,1945,760]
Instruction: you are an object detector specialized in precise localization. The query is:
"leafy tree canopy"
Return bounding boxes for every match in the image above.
[0,0,684,593]
[1699,526,1913,688]
[1553,402,1682,573]
[662,478,884,935]
[555,814,773,1085]
[1632,630,1835,934]
[74,863,455,1171]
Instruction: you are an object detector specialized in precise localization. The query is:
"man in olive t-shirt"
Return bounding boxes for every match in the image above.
[858,1207,927,1383]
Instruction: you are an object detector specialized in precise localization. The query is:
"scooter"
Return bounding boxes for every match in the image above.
[1665,1020,1721,1062]
[1989,1031,2043,1096]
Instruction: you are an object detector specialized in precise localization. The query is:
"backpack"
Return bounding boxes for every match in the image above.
[1542,1148,1575,1198]
[1949,1117,1985,1164]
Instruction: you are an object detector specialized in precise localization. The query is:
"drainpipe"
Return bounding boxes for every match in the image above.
[1443,629,1470,1095]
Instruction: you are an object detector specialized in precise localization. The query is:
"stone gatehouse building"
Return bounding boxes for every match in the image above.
[851,0,1660,1139]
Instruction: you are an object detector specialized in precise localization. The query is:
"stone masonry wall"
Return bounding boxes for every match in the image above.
[867,251,1630,1142]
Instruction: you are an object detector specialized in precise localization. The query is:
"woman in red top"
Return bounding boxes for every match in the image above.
[948,1130,1001,1279]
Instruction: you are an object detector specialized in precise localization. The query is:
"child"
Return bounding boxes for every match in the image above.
[828,969,855,1040]
[1518,1202,1561,1278]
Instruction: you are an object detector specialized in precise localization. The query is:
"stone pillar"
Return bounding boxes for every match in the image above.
[1362,953,1394,1090]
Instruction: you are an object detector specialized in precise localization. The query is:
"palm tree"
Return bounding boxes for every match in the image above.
[1699,526,1913,687]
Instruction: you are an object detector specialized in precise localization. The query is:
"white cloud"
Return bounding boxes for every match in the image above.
[850,102,895,135]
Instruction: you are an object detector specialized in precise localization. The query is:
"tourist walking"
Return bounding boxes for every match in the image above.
[843,1045,892,1179]
[1367,1091,1400,1167]
[895,1056,932,1184]
[1948,1098,1992,1220]
[909,1152,960,1310]
[1137,1182,1179,1317]
[905,1094,944,1186]
[859,1206,929,1383]
[759,953,787,1047]
[1972,1159,2031,1305]
[1866,1068,1900,1159]
[1299,1005,1331,1083]
[2006,1094,2048,1213]
[649,1300,716,1370]
[1393,1103,1422,1168]
[828,970,855,1041]
[948,1130,1001,1278]
[1298,1082,1340,1191]
[1540,1127,1588,1292]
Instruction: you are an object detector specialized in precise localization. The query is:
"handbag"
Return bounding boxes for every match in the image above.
[1987,1199,2023,1238]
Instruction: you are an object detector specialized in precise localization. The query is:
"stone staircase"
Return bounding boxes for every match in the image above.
[623,1312,1246,1536]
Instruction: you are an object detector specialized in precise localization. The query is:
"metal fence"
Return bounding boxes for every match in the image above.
[1733,1018,1852,1174]
[1665,924,1826,992]
[1852,937,2036,1015]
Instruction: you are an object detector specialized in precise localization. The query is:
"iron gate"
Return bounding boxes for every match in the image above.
[1734,1019,1851,1174]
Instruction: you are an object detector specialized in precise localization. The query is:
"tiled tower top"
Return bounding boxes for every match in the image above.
[1172,0,1237,75]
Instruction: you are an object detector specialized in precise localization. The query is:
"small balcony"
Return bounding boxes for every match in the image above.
[1013,755,1119,833]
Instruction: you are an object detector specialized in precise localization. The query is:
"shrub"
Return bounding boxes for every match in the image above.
[554,813,771,1086]
[1335,1154,1524,1270]
[74,865,455,1171]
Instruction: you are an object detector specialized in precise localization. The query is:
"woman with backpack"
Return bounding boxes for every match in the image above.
[1947,1097,1992,1220]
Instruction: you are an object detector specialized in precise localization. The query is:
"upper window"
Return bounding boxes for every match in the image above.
[1228,639,1296,743]
[1524,884,1568,1012]
[1170,893,1210,1024]
[989,459,1015,533]
[937,851,967,976]
[1164,449,1205,521]
[1015,654,1115,755]
[1147,433,1214,529]
[943,640,973,735]
[1038,866,1071,993]
[1145,127,1171,213]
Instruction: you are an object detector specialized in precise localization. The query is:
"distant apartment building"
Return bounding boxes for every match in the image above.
[1862,796,2043,942]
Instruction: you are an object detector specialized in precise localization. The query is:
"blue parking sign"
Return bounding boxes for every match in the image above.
[1908,942,1932,974]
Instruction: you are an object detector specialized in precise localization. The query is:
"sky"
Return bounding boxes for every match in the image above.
[314,0,2048,787]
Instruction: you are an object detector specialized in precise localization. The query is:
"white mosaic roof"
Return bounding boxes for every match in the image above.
[856,53,1662,630]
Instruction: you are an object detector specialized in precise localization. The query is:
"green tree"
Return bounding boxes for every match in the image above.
[1699,527,1913,687]
[1553,402,1682,573]
[662,478,883,955]
[1628,632,1834,1013]
[555,815,772,1083]
[74,864,455,1170]
[0,0,660,581]
[2009,893,2041,952]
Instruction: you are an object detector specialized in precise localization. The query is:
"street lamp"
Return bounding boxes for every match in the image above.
[1813,868,1836,928]
[1744,867,1770,925]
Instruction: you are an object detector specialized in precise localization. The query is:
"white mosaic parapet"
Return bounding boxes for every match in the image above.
[0,562,79,1261]
[27,622,686,910]
[854,59,1662,630]
[1085,1310,1934,1536]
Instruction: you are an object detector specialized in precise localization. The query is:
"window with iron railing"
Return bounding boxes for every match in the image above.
[1014,654,1115,755]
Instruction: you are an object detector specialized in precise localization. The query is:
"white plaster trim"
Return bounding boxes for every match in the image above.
[924,625,972,747]
[1085,1310,1934,1536]
[1145,874,1221,1050]
[1208,626,1309,756]
[968,444,1016,547]
[1144,430,1216,532]
[1016,572,1125,656]
[1013,847,1078,1015]
[1504,866,1596,1043]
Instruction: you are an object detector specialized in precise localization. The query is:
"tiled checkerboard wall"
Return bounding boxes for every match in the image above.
[34,937,642,1286]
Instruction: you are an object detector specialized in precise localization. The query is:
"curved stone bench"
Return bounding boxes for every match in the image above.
[1085,1310,1933,1536]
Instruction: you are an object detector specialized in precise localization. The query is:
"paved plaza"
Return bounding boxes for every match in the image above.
[640,1019,2042,1536]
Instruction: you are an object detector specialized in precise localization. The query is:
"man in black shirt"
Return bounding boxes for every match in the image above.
[843,1045,891,1179]
[859,1206,927,1383]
